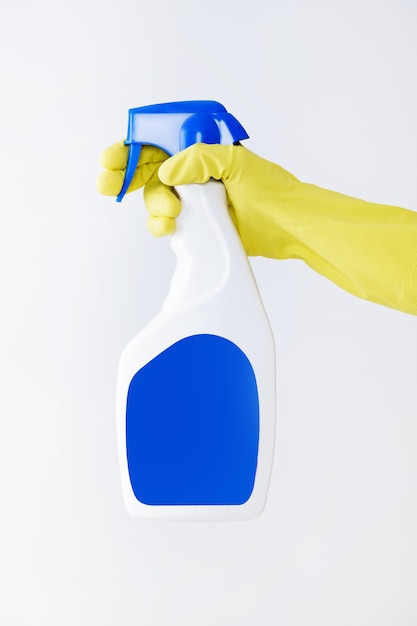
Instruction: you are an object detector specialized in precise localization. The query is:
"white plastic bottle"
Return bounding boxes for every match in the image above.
[115,102,276,521]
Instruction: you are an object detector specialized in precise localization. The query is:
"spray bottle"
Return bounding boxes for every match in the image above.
[116,100,276,521]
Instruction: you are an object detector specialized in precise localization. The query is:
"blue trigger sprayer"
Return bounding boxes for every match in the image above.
[116,100,276,521]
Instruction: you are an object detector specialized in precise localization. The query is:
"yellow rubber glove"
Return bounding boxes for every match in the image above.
[97,142,417,315]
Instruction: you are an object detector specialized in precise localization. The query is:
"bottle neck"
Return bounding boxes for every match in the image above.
[161,181,243,313]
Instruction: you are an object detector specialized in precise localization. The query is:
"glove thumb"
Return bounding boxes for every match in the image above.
[158,143,233,187]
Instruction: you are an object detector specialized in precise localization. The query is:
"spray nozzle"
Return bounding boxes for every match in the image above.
[116,100,249,202]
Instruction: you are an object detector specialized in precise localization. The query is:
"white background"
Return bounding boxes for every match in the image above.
[1,1,417,624]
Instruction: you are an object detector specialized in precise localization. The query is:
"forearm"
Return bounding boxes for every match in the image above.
[259,182,417,315]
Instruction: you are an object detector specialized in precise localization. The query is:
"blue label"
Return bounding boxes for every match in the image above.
[126,334,259,506]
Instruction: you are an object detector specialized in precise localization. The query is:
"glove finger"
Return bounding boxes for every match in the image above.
[144,180,181,219]
[99,141,168,171]
[147,215,176,237]
[95,166,156,196]
[96,169,125,196]
[158,143,233,187]
[99,141,129,170]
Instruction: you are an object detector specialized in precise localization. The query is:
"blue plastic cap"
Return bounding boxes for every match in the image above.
[116,100,249,202]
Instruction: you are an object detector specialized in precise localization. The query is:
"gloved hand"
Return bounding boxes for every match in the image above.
[97,141,417,315]
[96,141,300,256]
